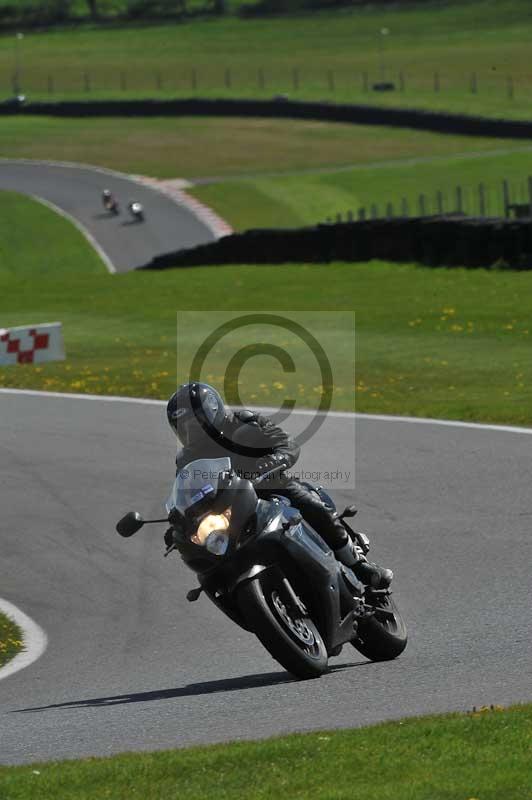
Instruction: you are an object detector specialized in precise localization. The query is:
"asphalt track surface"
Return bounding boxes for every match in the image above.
[0,391,531,765]
[0,162,215,272]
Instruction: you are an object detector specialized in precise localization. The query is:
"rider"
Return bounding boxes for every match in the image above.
[166,382,392,589]
[102,188,115,207]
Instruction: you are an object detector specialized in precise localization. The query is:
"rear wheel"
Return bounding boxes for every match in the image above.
[352,593,407,661]
[237,571,328,679]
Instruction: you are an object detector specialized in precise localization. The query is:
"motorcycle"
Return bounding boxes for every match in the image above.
[116,457,407,679]
[102,195,119,215]
[128,201,144,222]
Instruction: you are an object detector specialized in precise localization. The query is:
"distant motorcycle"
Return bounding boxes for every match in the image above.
[102,190,119,215]
[128,201,145,222]
[116,457,407,680]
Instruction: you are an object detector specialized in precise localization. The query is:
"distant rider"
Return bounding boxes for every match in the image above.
[102,189,117,210]
[166,383,393,589]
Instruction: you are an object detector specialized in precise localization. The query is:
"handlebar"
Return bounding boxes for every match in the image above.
[253,464,286,486]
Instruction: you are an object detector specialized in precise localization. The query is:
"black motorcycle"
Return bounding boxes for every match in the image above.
[116,457,407,679]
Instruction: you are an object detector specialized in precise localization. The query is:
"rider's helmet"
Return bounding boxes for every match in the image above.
[167,383,227,447]
[102,189,111,198]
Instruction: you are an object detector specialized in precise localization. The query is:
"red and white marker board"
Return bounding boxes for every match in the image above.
[0,322,65,366]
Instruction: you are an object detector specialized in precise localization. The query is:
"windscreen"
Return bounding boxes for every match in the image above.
[165,457,231,516]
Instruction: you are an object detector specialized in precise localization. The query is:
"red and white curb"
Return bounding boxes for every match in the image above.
[0,598,48,682]
[134,175,233,240]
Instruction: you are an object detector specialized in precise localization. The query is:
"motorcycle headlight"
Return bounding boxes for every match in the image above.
[205,530,230,556]
[191,510,231,550]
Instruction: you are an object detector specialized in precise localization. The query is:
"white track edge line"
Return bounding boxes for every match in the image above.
[0,388,531,435]
[0,599,48,682]
[31,195,116,274]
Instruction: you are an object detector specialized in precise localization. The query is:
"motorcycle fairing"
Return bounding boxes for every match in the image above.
[218,497,365,653]
[276,515,365,652]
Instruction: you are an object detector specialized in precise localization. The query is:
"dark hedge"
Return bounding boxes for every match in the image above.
[3,96,532,139]
[140,216,532,270]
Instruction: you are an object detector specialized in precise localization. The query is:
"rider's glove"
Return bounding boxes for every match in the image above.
[164,527,176,548]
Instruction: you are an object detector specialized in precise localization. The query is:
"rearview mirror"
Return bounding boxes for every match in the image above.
[116,511,145,538]
[340,505,358,518]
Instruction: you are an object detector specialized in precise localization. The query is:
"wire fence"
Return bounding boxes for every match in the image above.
[5,66,532,100]
[325,178,532,224]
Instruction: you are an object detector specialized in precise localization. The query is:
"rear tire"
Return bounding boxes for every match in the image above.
[237,572,328,679]
[352,594,407,661]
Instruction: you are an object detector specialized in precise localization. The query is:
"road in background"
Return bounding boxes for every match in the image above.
[0,162,215,272]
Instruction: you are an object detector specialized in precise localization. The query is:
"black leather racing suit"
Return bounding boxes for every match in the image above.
[175,408,348,551]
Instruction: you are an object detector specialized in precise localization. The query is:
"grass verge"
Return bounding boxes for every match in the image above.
[191,147,532,229]
[0,116,524,181]
[0,704,530,799]
[0,611,23,669]
[1,258,531,425]
[0,191,106,277]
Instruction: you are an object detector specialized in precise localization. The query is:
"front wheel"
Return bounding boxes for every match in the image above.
[351,593,407,661]
[237,572,328,679]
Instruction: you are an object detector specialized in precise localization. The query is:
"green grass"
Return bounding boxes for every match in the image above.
[0,704,530,799]
[191,145,532,229]
[1,259,531,425]
[0,191,106,277]
[0,115,525,180]
[0,611,23,668]
[4,0,532,119]
[1,190,531,425]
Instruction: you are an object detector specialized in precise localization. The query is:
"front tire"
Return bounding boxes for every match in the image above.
[352,594,407,661]
[237,572,328,679]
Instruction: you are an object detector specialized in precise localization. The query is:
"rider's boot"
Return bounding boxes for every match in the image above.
[334,537,393,590]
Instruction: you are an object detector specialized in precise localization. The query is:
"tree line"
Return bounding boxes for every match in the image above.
[0,0,226,26]
[0,0,426,27]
